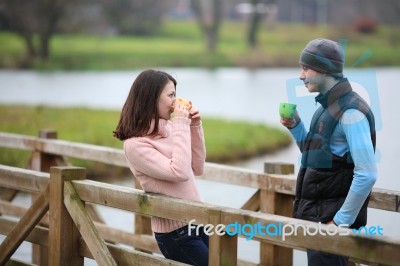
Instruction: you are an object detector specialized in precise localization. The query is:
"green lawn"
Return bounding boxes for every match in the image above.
[0,21,399,70]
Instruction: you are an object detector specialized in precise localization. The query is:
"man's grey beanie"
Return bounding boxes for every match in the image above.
[300,38,344,75]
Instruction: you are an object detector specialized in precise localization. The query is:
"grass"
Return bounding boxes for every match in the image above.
[0,105,292,172]
[0,21,399,70]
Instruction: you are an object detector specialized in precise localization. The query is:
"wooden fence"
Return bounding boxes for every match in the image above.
[0,130,400,266]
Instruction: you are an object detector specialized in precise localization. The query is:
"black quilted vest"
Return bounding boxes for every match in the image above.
[293,78,376,229]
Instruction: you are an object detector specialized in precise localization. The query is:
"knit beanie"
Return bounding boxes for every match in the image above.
[300,38,344,75]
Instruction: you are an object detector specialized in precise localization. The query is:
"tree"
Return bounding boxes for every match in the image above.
[247,0,275,49]
[190,0,222,53]
[0,0,67,63]
[101,0,175,35]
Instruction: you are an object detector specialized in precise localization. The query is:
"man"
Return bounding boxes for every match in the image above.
[281,38,377,265]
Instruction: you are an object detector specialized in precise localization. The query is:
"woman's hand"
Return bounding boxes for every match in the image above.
[189,107,201,126]
[173,102,190,118]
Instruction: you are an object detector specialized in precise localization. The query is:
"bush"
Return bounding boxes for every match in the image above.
[353,16,378,34]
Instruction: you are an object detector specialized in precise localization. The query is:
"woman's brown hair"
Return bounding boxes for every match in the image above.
[113,69,177,140]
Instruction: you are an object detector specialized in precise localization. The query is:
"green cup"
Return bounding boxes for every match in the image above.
[279,102,297,119]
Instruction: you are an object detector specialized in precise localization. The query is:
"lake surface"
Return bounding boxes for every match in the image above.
[1,68,400,265]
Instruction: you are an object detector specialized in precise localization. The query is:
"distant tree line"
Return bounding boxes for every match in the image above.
[0,0,398,65]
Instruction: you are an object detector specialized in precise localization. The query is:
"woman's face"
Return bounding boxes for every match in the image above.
[158,80,176,120]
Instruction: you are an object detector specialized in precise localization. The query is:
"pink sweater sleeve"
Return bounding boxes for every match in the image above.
[124,117,193,182]
[190,123,206,176]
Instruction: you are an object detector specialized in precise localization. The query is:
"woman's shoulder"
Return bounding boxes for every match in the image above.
[124,135,151,144]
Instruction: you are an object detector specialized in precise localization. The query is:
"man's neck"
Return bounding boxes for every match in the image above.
[319,76,340,95]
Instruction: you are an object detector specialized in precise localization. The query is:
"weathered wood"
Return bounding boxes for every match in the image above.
[1,133,400,213]
[0,132,127,167]
[29,129,62,266]
[0,217,48,247]
[0,199,159,254]
[5,259,36,266]
[259,163,294,266]
[222,207,400,266]
[94,221,160,253]
[134,178,152,253]
[72,179,215,225]
[0,186,18,219]
[369,188,400,213]
[209,208,238,266]
[79,240,190,266]
[0,133,37,151]
[201,162,269,189]
[0,200,45,223]
[0,164,49,193]
[0,187,18,201]
[0,184,49,265]
[49,167,85,266]
[64,181,117,266]
[264,162,295,175]
[240,190,260,211]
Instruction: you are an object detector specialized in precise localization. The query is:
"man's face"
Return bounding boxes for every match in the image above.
[299,65,326,93]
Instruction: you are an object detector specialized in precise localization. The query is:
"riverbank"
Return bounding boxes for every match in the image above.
[0,105,291,173]
[1,22,399,70]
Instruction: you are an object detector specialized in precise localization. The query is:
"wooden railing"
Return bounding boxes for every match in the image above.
[0,130,400,266]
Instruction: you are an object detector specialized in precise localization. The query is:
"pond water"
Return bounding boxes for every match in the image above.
[1,67,399,265]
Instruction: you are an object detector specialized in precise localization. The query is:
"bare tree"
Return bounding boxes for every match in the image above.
[190,0,222,53]
[0,0,67,62]
[101,0,175,35]
[247,0,275,49]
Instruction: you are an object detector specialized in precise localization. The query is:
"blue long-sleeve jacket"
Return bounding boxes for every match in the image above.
[290,109,377,226]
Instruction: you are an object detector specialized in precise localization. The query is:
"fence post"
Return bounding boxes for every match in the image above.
[49,166,85,266]
[209,209,238,266]
[29,129,67,265]
[259,162,295,266]
[134,179,152,252]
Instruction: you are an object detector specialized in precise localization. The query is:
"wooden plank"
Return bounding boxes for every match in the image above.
[260,163,294,266]
[0,217,48,247]
[94,222,160,253]
[0,187,18,201]
[0,165,49,193]
[200,162,269,189]
[49,167,85,266]
[264,162,295,175]
[0,133,36,151]
[0,132,127,167]
[79,240,190,266]
[0,200,38,221]
[37,138,127,167]
[0,187,19,219]
[208,208,238,266]
[5,259,36,266]
[1,133,399,213]
[133,178,152,253]
[64,181,117,266]
[222,207,400,266]
[0,200,159,253]
[71,180,215,225]
[240,190,260,211]
[0,184,49,265]
[369,187,400,213]
[208,209,221,266]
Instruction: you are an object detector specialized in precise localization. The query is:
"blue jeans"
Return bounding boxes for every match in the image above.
[154,225,209,266]
[307,249,349,266]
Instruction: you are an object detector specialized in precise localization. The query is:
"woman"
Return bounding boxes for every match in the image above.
[113,69,208,265]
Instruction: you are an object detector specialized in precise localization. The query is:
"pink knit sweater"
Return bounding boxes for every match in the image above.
[124,117,206,233]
